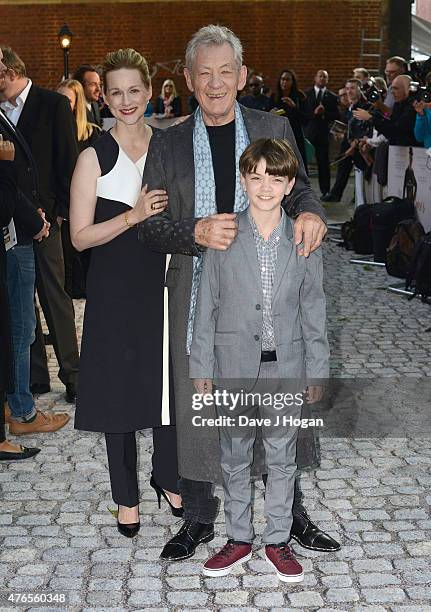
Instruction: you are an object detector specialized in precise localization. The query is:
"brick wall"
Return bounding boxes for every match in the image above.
[0,0,383,102]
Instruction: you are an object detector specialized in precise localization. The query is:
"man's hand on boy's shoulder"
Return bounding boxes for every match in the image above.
[195,213,238,250]
[193,378,213,395]
[294,212,327,257]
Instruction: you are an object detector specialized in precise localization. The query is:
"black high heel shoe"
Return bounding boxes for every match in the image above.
[150,476,184,518]
[117,505,140,538]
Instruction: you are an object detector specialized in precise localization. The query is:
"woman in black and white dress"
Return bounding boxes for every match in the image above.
[70,48,182,537]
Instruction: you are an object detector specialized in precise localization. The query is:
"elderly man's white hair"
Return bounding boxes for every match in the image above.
[185,24,243,71]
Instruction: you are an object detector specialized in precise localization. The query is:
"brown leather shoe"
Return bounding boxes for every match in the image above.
[8,410,70,435]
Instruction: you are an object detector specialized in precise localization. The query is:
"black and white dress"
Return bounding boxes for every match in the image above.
[75,131,174,433]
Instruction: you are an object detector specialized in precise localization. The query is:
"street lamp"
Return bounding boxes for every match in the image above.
[58,24,73,80]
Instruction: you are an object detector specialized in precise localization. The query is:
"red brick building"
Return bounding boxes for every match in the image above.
[0,0,399,100]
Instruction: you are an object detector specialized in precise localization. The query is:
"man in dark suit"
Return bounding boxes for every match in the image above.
[139,25,339,564]
[303,70,339,197]
[72,65,103,128]
[0,47,80,403]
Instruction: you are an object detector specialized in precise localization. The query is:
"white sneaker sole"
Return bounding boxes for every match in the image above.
[203,551,252,577]
[265,554,304,583]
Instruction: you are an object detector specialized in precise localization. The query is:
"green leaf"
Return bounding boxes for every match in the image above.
[108,506,118,518]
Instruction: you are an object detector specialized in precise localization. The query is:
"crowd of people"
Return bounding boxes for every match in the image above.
[0,24,428,583]
[239,56,431,206]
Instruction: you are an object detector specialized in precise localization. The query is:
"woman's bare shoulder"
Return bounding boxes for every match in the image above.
[75,146,101,178]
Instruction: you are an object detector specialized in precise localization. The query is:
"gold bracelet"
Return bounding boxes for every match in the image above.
[124,212,135,228]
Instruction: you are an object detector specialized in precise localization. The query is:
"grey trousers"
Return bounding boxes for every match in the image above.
[216,361,301,544]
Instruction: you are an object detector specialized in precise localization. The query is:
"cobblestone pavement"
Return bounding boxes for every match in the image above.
[1,215,431,611]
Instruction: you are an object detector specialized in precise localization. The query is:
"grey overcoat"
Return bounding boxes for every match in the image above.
[139,106,326,482]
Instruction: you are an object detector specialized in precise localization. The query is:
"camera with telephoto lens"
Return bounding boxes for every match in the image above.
[405,57,431,83]
[361,78,382,103]
[417,86,431,103]
[409,81,431,103]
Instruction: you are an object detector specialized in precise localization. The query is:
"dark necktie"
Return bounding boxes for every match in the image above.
[316,89,323,106]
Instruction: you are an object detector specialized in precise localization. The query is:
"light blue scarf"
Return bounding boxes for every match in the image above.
[186,102,250,354]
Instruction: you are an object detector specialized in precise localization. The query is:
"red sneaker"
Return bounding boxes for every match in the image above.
[265,543,304,583]
[203,540,252,577]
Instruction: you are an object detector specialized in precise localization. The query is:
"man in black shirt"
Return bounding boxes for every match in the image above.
[206,120,236,212]
[140,25,337,563]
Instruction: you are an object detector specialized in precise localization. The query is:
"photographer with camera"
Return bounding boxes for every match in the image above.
[322,78,371,202]
[356,77,388,155]
[353,78,389,203]
[346,79,373,141]
[346,79,375,205]
[352,75,419,147]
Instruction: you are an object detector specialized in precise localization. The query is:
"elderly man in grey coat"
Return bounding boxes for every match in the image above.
[139,24,340,560]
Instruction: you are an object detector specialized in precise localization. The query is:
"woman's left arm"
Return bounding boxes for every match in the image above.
[70,148,168,252]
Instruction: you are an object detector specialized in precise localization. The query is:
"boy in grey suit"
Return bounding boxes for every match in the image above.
[190,139,329,582]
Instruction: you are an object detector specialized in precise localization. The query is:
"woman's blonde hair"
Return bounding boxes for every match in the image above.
[102,48,151,91]
[57,79,99,142]
[161,79,177,99]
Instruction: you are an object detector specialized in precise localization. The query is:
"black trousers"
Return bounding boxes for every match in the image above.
[31,224,80,387]
[179,475,305,524]
[105,425,179,507]
[310,136,331,195]
[330,138,353,199]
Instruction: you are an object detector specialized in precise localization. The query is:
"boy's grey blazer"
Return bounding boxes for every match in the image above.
[190,211,330,384]
[139,106,326,482]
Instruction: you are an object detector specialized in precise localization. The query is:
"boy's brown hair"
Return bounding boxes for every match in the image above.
[239,138,299,180]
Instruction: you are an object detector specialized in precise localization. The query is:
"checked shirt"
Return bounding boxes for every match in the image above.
[248,209,286,351]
